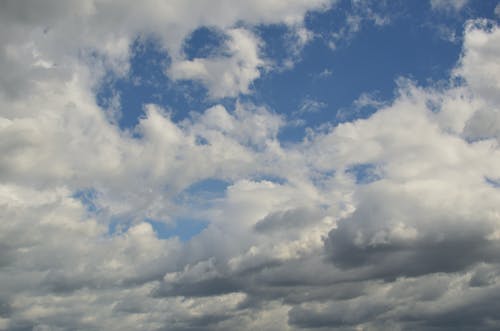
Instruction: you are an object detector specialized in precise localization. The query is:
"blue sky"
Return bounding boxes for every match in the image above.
[100,0,497,133]
[2,1,500,330]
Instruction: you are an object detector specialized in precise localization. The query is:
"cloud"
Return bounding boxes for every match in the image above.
[353,91,387,109]
[296,98,328,114]
[1,1,500,330]
[0,0,333,101]
[325,180,500,279]
[168,29,264,98]
[454,20,500,106]
[327,0,394,50]
[254,207,325,233]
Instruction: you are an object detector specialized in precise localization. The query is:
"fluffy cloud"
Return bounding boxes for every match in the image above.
[0,0,331,101]
[168,28,264,98]
[1,0,500,330]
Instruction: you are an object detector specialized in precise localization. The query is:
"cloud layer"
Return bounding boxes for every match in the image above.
[1,1,500,330]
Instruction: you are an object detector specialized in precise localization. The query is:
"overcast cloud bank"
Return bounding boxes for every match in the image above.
[1,1,500,330]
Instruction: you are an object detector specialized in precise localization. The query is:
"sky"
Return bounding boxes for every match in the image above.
[1,0,500,330]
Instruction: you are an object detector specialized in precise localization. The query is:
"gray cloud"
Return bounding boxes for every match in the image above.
[254,207,324,233]
[1,2,500,331]
[325,182,500,280]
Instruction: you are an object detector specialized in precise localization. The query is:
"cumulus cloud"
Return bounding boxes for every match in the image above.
[1,0,500,330]
[168,28,264,98]
[0,0,332,100]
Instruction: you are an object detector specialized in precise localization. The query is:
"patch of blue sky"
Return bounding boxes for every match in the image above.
[345,163,381,185]
[103,179,226,240]
[174,178,230,211]
[253,23,294,68]
[72,188,99,213]
[465,1,500,20]
[311,169,337,189]
[183,178,230,197]
[162,179,228,241]
[485,177,500,189]
[96,37,230,130]
[251,174,288,185]
[146,218,208,241]
[253,2,464,137]
[107,218,132,236]
[106,216,208,242]
[183,26,229,60]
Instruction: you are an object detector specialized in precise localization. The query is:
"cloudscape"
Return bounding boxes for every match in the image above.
[1,1,500,330]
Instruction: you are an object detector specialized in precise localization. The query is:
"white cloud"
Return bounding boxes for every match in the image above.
[0,0,332,101]
[353,91,387,109]
[169,29,264,98]
[297,97,327,114]
[1,1,500,330]
[455,20,500,105]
